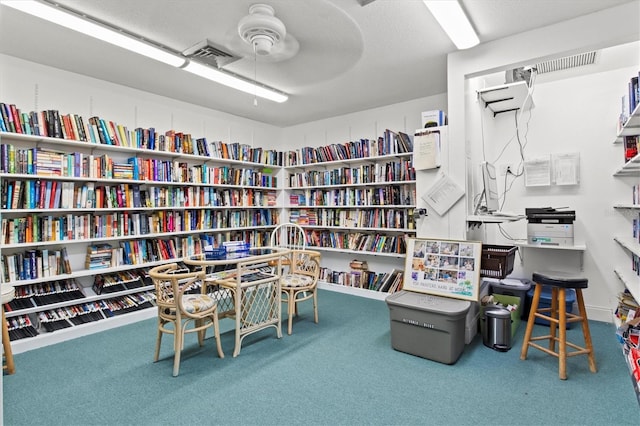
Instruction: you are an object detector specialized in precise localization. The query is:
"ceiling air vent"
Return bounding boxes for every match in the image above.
[534,51,597,74]
[182,39,241,68]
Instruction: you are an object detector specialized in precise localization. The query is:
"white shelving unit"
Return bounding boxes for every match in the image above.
[0,128,282,353]
[284,144,416,294]
[612,85,640,404]
[516,243,587,269]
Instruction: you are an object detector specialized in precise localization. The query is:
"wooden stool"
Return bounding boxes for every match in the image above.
[2,284,15,375]
[520,271,596,379]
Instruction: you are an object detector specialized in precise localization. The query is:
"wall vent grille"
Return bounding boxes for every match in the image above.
[535,51,597,74]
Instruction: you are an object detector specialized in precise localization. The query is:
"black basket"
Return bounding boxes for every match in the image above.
[480,245,517,279]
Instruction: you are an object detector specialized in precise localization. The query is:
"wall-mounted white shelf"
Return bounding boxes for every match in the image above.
[614,268,640,309]
[477,81,533,117]
[614,103,640,144]
[613,152,640,176]
[516,243,586,269]
[467,214,525,227]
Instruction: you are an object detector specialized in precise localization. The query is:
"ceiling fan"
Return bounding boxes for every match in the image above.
[183,3,299,69]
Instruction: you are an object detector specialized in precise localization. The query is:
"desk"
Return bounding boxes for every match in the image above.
[185,247,289,357]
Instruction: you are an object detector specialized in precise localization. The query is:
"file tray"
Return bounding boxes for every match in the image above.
[480,245,517,279]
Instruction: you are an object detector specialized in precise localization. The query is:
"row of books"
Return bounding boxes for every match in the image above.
[94,232,269,267]
[0,102,284,165]
[618,71,640,137]
[5,314,38,341]
[288,158,414,187]
[288,185,416,207]
[127,156,278,187]
[319,267,404,293]
[0,103,422,169]
[306,230,408,255]
[3,248,72,282]
[92,270,150,295]
[633,183,640,205]
[0,144,280,189]
[4,279,84,310]
[624,135,640,163]
[2,232,271,286]
[32,292,155,335]
[1,209,279,244]
[290,208,415,230]
[285,129,413,166]
[1,179,278,211]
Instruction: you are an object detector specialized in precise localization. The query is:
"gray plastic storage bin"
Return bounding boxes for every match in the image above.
[386,290,471,365]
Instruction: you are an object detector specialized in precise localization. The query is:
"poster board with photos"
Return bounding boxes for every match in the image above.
[404,238,482,301]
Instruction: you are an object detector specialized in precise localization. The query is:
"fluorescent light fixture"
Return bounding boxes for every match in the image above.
[1,0,186,67]
[2,0,289,103]
[182,61,288,103]
[423,0,479,50]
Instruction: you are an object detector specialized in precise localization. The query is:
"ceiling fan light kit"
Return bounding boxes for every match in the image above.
[238,4,287,56]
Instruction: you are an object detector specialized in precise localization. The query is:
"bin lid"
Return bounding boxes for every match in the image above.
[484,307,512,319]
[386,290,470,315]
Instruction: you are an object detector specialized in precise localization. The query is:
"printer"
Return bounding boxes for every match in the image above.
[525,207,575,246]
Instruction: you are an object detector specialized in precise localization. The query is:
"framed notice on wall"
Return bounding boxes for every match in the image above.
[403,238,482,301]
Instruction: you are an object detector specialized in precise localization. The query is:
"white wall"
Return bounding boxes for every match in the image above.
[0,54,283,148]
[448,1,640,322]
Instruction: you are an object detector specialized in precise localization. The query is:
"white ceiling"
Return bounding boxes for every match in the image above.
[0,0,636,127]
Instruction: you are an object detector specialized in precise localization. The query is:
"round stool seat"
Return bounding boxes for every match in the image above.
[1,284,15,304]
[532,271,588,289]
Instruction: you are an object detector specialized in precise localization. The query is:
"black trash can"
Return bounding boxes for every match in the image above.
[482,307,512,352]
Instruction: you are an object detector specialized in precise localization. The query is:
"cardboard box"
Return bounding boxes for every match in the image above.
[386,290,470,364]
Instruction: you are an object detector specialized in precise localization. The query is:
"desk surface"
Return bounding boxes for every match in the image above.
[184,247,290,267]
[183,246,288,357]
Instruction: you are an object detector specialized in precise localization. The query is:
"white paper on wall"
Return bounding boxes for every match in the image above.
[524,155,551,187]
[421,173,465,216]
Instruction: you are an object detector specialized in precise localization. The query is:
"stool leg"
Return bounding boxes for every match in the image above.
[521,283,542,360]
[549,287,558,353]
[576,289,597,373]
[558,288,567,380]
[2,307,15,375]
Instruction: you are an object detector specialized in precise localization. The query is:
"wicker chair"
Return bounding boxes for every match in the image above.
[149,263,224,376]
[270,222,307,250]
[280,249,321,335]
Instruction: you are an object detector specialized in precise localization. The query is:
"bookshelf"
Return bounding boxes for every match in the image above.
[0,111,282,353]
[283,130,416,296]
[612,72,640,404]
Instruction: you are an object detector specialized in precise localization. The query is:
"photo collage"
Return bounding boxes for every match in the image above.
[404,238,481,300]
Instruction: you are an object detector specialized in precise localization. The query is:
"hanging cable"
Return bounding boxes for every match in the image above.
[253,42,258,107]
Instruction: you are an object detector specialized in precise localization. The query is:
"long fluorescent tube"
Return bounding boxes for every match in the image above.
[423,0,479,50]
[182,61,289,103]
[1,0,186,67]
[2,0,289,103]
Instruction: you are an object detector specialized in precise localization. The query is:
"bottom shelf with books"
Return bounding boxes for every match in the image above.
[9,304,157,354]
